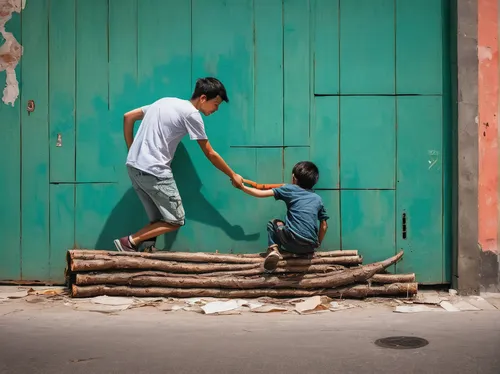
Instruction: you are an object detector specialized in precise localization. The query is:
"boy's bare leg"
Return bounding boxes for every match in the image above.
[114,221,180,252]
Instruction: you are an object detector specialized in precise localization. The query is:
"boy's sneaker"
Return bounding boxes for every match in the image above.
[264,247,283,272]
[113,236,137,252]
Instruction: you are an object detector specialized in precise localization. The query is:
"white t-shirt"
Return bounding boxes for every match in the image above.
[126,97,207,178]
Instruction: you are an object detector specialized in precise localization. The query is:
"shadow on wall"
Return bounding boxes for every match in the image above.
[95,142,259,250]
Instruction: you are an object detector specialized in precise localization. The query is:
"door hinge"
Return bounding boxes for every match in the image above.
[402,212,407,240]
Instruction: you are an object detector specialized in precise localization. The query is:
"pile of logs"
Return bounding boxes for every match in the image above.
[66,249,418,299]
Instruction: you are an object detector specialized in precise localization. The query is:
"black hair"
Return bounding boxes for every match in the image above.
[292,161,319,189]
[191,77,229,103]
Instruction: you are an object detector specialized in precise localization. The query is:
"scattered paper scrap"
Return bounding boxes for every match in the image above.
[294,296,330,314]
[201,300,240,315]
[251,305,289,313]
[90,296,134,307]
[394,305,442,313]
[414,292,441,305]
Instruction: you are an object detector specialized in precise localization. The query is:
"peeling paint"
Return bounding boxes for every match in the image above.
[0,0,25,106]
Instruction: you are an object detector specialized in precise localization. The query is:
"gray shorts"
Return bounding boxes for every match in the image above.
[127,166,185,226]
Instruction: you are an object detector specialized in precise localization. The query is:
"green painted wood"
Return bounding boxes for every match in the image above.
[75,183,129,249]
[284,147,310,183]
[76,0,113,183]
[316,191,341,250]
[49,0,75,183]
[21,0,50,280]
[311,97,339,189]
[254,0,283,146]
[341,190,396,268]
[138,0,191,104]
[0,12,21,280]
[49,185,74,283]
[396,0,443,94]
[284,0,310,146]
[313,0,339,94]
[340,97,396,189]
[110,0,138,183]
[192,0,254,148]
[396,97,443,283]
[340,0,395,94]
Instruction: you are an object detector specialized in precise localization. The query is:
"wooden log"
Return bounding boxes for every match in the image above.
[68,253,362,272]
[70,258,260,273]
[369,273,416,284]
[71,282,417,299]
[68,249,359,261]
[202,264,346,277]
[74,252,403,289]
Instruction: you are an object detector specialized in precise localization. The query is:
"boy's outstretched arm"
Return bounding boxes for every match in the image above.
[239,184,275,198]
[197,139,243,188]
[318,220,328,246]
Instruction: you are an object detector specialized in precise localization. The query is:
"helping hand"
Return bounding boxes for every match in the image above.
[231,174,244,189]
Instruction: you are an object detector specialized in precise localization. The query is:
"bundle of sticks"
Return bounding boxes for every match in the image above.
[66,249,417,299]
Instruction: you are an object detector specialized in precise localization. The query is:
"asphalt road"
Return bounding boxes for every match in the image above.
[0,304,499,374]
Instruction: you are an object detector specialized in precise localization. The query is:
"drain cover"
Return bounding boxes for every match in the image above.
[374,336,429,350]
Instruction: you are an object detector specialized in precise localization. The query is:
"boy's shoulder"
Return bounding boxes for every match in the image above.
[277,184,322,199]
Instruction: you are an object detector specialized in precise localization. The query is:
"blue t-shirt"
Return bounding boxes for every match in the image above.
[272,184,329,244]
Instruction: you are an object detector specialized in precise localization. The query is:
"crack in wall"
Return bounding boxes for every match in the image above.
[0,0,25,106]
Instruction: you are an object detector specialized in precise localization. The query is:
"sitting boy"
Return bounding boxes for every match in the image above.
[237,161,329,271]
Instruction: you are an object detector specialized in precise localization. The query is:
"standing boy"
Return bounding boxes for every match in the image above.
[236,161,329,270]
[114,77,244,252]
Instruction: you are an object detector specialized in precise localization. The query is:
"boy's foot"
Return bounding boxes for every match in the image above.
[113,236,137,252]
[264,247,283,272]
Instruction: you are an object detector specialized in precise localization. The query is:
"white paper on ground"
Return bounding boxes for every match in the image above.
[251,305,288,313]
[201,300,240,315]
[439,301,460,312]
[394,305,443,313]
[90,296,134,307]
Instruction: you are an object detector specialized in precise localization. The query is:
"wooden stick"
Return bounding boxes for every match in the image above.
[242,179,284,190]
[71,282,418,299]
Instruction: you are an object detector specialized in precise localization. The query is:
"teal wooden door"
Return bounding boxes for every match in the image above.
[0,0,451,284]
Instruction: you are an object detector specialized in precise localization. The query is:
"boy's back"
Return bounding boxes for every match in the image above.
[272,184,328,246]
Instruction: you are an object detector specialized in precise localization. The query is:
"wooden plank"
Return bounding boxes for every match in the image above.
[75,0,112,182]
[49,185,75,283]
[192,0,254,147]
[284,147,311,183]
[396,97,443,283]
[284,0,310,146]
[396,0,443,94]
[311,97,339,189]
[313,0,339,94]
[21,0,50,280]
[0,12,21,280]
[340,96,396,189]
[341,190,396,269]
[109,0,138,182]
[49,0,76,182]
[316,191,341,250]
[254,0,283,145]
[138,0,191,103]
[340,0,395,94]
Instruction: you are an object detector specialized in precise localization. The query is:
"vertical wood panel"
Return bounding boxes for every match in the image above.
[284,0,311,146]
[49,185,75,282]
[340,0,395,94]
[311,97,339,189]
[49,0,76,182]
[313,0,339,94]
[76,0,112,182]
[396,97,443,283]
[0,12,21,280]
[21,0,50,280]
[254,0,283,145]
[396,0,443,94]
[340,97,396,189]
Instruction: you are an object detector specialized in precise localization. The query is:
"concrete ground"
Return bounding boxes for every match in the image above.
[0,288,500,374]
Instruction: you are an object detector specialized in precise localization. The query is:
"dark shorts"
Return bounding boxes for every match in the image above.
[267,219,317,255]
